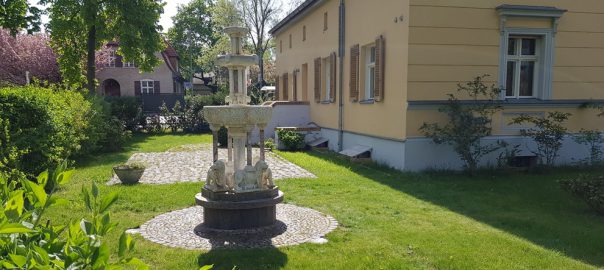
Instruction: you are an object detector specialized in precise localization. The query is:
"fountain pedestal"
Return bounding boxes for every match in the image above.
[195,26,282,230]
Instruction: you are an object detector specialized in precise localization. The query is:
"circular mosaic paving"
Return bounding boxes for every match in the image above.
[138,204,338,250]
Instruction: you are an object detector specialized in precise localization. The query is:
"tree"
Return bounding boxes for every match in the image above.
[239,0,280,87]
[511,111,571,166]
[0,28,60,85]
[167,0,217,81]
[0,0,41,35]
[41,0,165,92]
[420,75,503,173]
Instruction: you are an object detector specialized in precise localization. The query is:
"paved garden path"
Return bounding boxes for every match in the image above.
[107,144,316,185]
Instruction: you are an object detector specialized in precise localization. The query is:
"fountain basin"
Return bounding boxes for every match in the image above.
[216,54,258,67]
[204,105,272,128]
[195,190,284,230]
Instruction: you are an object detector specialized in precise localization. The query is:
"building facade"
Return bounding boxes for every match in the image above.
[96,42,184,97]
[271,0,604,171]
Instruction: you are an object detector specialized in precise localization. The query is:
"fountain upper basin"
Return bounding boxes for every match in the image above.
[216,55,258,68]
[204,105,273,128]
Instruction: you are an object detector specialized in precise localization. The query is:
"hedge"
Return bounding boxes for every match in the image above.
[0,85,129,177]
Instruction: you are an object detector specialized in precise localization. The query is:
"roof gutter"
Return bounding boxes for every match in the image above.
[269,0,326,36]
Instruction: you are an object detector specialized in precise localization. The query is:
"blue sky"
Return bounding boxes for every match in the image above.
[28,0,295,32]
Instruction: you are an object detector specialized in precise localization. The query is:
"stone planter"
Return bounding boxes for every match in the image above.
[113,166,145,185]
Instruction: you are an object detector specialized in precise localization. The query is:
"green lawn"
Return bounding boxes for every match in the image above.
[45,134,604,269]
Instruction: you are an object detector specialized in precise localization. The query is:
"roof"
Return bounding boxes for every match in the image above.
[269,0,326,35]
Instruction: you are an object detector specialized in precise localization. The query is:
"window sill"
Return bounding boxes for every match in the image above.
[321,100,333,104]
[359,99,375,104]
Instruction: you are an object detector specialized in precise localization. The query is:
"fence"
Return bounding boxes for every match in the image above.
[141,93,185,113]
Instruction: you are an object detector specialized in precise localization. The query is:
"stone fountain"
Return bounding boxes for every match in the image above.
[195,26,283,230]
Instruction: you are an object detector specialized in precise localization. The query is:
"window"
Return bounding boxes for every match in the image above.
[303,25,306,41]
[289,34,292,49]
[323,12,328,31]
[323,57,331,101]
[141,80,154,94]
[107,50,116,67]
[124,61,135,68]
[364,45,376,100]
[280,40,283,53]
[505,37,539,98]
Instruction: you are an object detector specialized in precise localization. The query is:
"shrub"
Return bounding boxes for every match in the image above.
[0,85,130,177]
[560,175,604,215]
[420,75,503,173]
[0,165,148,269]
[0,85,92,176]
[277,129,306,151]
[182,87,228,133]
[264,138,276,151]
[511,111,571,166]
[80,95,131,155]
[106,96,144,132]
[574,129,604,166]
[0,118,27,180]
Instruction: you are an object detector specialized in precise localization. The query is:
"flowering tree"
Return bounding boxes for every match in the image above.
[0,28,60,85]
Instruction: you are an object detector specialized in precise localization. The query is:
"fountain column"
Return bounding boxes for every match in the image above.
[211,127,219,162]
[259,127,266,161]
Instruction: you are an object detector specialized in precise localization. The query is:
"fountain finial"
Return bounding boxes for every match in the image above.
[216,27,258,106]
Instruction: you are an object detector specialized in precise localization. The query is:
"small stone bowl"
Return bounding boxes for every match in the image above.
[113,165,145,185]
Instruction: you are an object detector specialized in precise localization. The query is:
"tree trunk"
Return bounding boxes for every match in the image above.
[257,49,264,87]
[86,25,96,94]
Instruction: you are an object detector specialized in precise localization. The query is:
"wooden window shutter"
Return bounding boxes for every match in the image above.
[154,81,160,95]
[275,76,280,100]
[283,73,289,101]
[134,81,141,96]
[330,52,336,102]
[292,70,298,101]
[374,35,385,102]
[349,44,360,102]
[314,57,321,103]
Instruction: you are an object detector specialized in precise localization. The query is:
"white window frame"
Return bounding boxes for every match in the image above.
[141,80,154,94]
[107,50,116,67]
[364,45,376,100]
[498,28,555,100]
[505,37,540,99]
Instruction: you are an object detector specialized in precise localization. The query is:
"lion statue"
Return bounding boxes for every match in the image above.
[255,160,274,189]
[204,160,227,192]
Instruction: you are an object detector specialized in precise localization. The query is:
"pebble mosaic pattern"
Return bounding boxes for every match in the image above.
[108,145,315,185]
[138,204,338,250]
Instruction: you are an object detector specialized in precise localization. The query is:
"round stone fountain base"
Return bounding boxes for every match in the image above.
[138,204,338,250]
[195,189,284,230]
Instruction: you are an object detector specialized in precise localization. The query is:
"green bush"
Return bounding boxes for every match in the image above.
[182,87,228,133]
[560,175,604,215]
[0,86,92,176]
[0,85,130,177]
[105,96,144,132]
[277,129,306,151]
[0,165,148,269]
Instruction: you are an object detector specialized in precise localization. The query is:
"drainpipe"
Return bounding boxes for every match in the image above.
[337,0,345,152]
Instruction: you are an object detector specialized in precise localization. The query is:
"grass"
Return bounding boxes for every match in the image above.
[45,134,604,270]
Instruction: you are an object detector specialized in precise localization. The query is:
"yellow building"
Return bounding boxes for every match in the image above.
[270,0,604,171]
